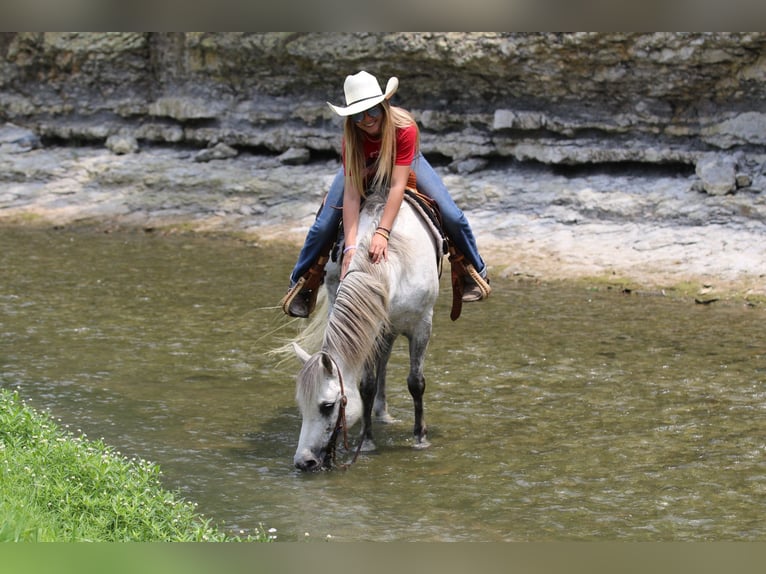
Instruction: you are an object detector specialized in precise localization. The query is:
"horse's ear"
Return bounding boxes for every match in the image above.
[292,342,311,364]
[320,351,334,373]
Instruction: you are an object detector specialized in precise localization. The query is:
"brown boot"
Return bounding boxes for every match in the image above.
[280,278,317,318]
[462,262,491,302]
[462,276,490,302]
[287,289,312,318]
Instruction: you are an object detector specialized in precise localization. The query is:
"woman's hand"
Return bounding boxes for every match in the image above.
[368,231,388,264]
[341,246,355,279]
[367,163,407,265]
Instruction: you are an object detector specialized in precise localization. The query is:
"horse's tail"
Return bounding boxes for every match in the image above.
[268,287,330,365]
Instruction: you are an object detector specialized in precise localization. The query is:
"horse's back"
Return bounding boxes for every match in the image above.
[360,196,440,331]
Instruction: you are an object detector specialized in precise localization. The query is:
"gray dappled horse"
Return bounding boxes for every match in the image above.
[292,192,441,471]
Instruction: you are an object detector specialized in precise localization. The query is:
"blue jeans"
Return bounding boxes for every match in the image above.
[289,152,487,286]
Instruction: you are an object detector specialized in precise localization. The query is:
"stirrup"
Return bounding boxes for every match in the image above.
[464,264,492,300]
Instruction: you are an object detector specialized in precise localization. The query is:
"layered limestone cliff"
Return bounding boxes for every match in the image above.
[1,32,765,193]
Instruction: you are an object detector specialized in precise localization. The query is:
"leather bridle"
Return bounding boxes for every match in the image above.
[326,355,364,468]
[323,354,348,469]
[331,364,349,452]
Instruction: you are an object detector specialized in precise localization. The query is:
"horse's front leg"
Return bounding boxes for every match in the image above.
[359,365,378,452]
[373,331,398,423]
[407,324,432,448]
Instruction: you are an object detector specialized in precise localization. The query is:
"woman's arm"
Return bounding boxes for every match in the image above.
[368,163,409,264]
[341,175,361,279]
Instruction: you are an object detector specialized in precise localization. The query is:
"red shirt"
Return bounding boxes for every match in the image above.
[342,124,418,175]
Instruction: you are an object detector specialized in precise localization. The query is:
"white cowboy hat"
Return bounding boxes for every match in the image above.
[327,71,399,117]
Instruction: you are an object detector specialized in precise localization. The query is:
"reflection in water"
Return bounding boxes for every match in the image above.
[1,227,764,541]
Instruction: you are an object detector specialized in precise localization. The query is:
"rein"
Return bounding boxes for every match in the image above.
[327,356,365,469]
[331,365,349,454]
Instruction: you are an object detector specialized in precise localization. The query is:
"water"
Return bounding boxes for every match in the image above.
[1,226,764,541]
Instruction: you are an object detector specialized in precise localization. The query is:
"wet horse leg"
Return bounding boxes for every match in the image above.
[358,364,378,452]
[373,331,397,423]
[358,331,397,453]
[407,324,432,448]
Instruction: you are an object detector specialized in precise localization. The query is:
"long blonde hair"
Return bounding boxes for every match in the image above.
[343,102,419,197]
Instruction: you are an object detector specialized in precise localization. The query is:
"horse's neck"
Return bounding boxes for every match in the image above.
[323,262,389,375]
[331,354,363,394]
[332,354,363,417]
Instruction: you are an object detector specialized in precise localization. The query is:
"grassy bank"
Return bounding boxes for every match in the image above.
[0,388,267,542]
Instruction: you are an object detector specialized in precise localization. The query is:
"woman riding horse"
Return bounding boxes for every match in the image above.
[282,70,490,318]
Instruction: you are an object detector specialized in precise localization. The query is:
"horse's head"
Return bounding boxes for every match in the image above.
[293,344,361,471]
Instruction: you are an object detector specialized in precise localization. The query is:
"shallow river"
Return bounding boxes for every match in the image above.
[1,227,764,541]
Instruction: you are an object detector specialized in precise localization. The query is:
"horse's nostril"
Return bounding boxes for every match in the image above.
[296,458,318,471]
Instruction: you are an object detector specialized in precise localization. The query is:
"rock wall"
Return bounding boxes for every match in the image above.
[2,32,765,192]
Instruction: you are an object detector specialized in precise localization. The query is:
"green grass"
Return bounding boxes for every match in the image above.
[0,388,269,542]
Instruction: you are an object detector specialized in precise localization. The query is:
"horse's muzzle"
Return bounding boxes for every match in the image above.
[294,449,329,472]
[294,456,320,471]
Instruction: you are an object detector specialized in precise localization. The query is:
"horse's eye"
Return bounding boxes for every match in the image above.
[319,402,335,417]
